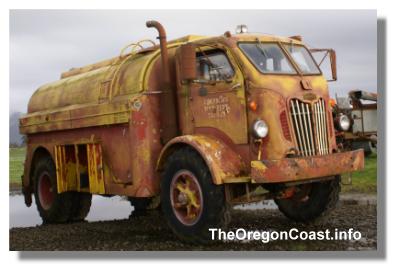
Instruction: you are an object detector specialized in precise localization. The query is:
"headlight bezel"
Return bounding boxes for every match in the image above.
[252,119,269,139]
[337,113,351,131]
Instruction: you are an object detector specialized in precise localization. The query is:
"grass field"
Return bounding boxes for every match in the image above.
[9,147,26,184]
[9,147,377,193]
[342,153,377,193]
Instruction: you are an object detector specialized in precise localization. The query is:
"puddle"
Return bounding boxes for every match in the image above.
[234,200,277,210]
[9,195,133,228]
[9,194,277,229]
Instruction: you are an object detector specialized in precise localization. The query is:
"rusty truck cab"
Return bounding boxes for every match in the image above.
[164,32,364,193]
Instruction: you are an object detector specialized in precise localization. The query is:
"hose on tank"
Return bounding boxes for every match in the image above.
[106,39,156,100]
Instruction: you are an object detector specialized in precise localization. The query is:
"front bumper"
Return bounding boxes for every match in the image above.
[251,149,364,183]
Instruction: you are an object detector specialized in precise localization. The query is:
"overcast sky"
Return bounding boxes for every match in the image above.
[9,10,377,114]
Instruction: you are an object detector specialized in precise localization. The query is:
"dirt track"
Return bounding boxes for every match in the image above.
[10,203,376,251]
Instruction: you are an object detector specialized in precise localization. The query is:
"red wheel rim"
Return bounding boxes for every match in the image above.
[170,170,203,226]
[38,172,55,210]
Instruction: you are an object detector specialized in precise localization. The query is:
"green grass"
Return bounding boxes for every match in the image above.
[9,147,26,184]
[341,153,377,194]
[8,146,377,194]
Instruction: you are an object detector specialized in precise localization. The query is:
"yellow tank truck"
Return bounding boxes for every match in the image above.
[19,21,364,243]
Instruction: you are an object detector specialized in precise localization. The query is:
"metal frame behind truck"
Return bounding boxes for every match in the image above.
[19,21,364,243]
[333,90,378,155]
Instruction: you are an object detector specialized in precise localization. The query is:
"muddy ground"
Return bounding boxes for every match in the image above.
[10,201,376,251]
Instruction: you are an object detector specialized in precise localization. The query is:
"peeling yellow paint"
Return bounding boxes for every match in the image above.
[251,161,267,172]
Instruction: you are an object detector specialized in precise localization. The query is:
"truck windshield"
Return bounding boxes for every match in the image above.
[283,44,321,74]
[239,43,296,74]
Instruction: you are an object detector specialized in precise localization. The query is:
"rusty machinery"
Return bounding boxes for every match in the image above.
[332,90,378,156]
[19,21,364,243]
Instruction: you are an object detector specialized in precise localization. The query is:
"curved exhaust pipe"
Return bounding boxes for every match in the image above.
[146,20,170,87]
[146,20,178,143]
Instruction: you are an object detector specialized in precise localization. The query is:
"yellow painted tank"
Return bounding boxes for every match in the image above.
[27,51,157,113]
[20,35,204,134]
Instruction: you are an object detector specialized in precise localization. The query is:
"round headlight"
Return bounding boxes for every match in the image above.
[253,119,268,138]
[339,114,351,131]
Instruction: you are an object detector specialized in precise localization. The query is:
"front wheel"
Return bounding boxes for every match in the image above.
[274,176,341,223]
[161,147,230,243]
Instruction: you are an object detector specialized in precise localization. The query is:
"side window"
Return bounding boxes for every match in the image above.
[196,50,234,81]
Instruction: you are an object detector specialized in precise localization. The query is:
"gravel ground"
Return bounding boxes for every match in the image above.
[9,202,376,251]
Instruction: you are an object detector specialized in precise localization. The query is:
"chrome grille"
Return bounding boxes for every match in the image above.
[290,99,329,156]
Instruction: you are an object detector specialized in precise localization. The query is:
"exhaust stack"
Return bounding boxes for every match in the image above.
[146,20,178,143]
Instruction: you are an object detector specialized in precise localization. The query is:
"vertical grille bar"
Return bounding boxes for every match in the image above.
[313,102,321,155]
[305,104,316,155]
[300,102,312,156]
[316,99,329,155]
[290,100,306,156]
[318,100,325,154]
[314,101,324,155]
[296,100,309,156]
[320,100,329,155]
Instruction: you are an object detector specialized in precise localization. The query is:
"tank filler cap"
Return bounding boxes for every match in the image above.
[224,31,232,38]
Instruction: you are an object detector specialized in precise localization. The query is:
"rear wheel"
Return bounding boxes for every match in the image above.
[69,192,92,221]
[33,156,75,223]
[161,147,230,243]
[274,176,341,222]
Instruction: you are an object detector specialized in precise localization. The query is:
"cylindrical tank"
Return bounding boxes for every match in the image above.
[20,33,204,135]
[27,51,158,114]
[19,47,165,135]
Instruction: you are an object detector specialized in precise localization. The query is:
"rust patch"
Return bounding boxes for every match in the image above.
[158,135,245,184]
[251,149,364,183]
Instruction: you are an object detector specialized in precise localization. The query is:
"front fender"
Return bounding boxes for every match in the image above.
[157,135,245,184]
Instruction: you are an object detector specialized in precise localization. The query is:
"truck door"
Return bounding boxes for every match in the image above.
[177,46,248,144]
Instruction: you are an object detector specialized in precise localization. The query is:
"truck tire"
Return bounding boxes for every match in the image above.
[33,156,74,224]
[69,192,92,221]
[352,141,375,156]
[274,176,341,223]
[161,147,230,243]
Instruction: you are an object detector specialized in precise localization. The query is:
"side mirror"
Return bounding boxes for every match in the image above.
[329,49,337,81]
[179,43,197,82]
[310,48,337,82]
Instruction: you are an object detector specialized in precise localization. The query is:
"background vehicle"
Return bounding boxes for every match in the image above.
[332,90,378,155]
[19,21,364,243]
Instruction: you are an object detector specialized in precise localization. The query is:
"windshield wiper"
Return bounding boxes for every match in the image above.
[255,38,267,58]
[255,38,268,70]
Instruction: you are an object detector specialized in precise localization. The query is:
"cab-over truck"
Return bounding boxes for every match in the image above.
[19,21,364,242]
